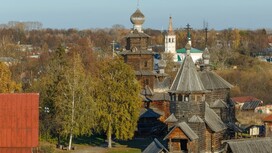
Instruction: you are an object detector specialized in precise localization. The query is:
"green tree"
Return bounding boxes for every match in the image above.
[32,47,96,150]
[0,62,21,92]
[94,58,142,148]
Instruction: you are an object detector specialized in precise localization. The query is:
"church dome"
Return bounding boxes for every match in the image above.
[202,47,210,60]
[130,9,145,25]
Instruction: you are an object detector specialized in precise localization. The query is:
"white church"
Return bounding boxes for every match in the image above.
[164,17,203,63]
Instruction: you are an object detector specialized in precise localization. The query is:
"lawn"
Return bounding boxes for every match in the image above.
[39,135,159,153]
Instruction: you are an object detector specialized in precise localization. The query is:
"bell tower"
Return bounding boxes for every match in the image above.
[165,16,177,61]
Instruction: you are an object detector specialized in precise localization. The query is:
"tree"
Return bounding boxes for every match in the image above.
[0,62,21,92]
[32,47,96,150]
[94,58,142,148]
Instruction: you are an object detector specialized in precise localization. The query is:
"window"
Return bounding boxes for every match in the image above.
[145,79,149,85]
[185,94,190,101]
[144,61,148,67]
[178,94,183,101]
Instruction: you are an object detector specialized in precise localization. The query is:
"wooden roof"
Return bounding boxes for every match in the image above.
[198,70,233,90]
[210,99,228,108]
[164,122,198,141]
[141,85,153,96]
[188,115,204,123]
[223,138,272,153]
[140,108,162,118]
[169,54,207,93]
[165,114,178,123]
[205,103,226,132]
[142,138,169,153]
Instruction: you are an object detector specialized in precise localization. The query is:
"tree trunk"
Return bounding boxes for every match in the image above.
[107,123,112,148]
[68,133,73,150]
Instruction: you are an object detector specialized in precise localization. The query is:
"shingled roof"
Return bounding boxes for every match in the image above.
[142,138,169,153]
[164,122,199,141]
[169,54,206,93]
[165,113,178,123]
[223,138,272,153]
[189,115,204,123]
[205,103,226,132]
[141,85,154,96]
[210,99,228,108]
[198,70,233,90]
[140,108,161,118]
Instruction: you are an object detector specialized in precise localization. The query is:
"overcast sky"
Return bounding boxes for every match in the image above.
[0,0,271,30]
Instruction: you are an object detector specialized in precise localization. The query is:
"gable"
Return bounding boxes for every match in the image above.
[168,128,189,140]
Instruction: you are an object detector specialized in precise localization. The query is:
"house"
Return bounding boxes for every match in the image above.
[239,124,264,137]
[0,93,39,153]
[231,96,263,111]
[137,108,166,136]
[255,104,272,114]
[222,138,272,153]
[262,114,272,137]
[176,47,203,63]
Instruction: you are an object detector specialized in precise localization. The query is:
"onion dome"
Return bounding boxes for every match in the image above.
[130,9,145,25]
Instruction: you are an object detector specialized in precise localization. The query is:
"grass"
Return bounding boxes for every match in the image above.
[39,135,158,153]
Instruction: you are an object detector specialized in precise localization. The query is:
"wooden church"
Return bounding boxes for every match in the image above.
[119,7,235,153]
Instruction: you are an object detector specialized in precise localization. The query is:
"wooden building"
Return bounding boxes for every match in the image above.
[222,138,272,153]
[119,8,171,132]
[163,44,228,152]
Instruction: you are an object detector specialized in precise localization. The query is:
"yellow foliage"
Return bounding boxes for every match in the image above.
[0,62,21,93]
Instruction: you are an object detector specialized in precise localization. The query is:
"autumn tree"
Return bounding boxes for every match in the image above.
[94,58,142,148]
[0,62,21,92]
[31,47,96,149]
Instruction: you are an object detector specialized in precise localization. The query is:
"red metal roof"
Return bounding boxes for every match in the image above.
[0,93,39,150]
[263,114,272,122]
[231,96,262,103]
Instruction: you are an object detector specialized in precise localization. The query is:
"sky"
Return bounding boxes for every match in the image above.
[0,0,271,30]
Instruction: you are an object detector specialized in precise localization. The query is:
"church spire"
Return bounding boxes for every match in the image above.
[168,16,174,35]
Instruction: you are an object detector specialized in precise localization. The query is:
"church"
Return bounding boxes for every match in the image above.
[119,8,235,153]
